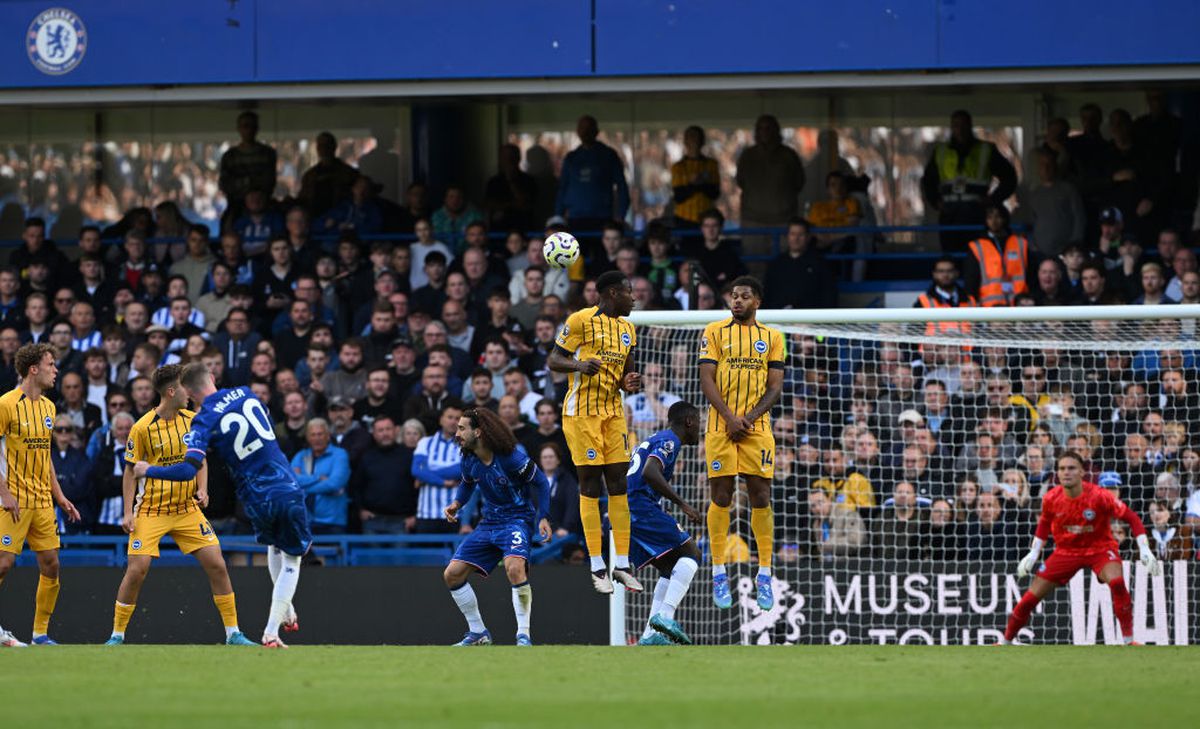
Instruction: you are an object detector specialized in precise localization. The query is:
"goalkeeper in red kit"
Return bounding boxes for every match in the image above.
[1003,451,1162,645]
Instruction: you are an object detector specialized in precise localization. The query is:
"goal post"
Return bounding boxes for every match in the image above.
[611,304,1200,645]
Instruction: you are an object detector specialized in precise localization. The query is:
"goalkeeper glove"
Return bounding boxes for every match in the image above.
[1135,534,1163,577]
[1016,537,1045,579]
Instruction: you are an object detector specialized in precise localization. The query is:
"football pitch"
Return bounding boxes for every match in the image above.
[2,645,1192,728]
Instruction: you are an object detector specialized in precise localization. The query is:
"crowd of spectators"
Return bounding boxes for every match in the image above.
[0,104,1196,566]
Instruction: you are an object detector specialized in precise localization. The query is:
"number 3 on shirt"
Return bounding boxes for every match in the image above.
[220,398,277,459]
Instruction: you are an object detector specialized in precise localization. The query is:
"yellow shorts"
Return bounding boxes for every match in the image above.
[563,413,630,467]
[128,510,219,557]
[0,507,60,554]
[705,428,775,479]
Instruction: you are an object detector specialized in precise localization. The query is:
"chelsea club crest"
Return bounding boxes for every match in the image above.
[27,8,87,76]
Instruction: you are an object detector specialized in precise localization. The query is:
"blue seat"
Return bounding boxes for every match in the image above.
[348,547,450,566]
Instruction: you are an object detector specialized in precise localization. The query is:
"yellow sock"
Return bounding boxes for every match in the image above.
[707,502,730,566]
[608,494,630,560]
[751,507,775,569]
[113,601,135,635]
[212,592,239,630]
[579,495,602,559]
[33,575,60,636]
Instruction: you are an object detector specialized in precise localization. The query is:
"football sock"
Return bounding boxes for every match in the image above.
[266,554,302,637]
[112,601,135,637]
[662,557,698,620]
[751,507,774,569]
[1004,590,1041,642]
[450,583,486,633]
[267,546,282,584]
[609,494,631,568]
[212,592,240,638]
[707,502,730,572]
[642,578,671,640]
[579,495,603,566]
[32,575,59,636]
[1108,576,1134,640]
[511,581,532,636]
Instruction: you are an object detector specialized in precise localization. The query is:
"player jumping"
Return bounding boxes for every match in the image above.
[547,270,643,594]
[625,401,703,646]
[1002,451,1162,645]
[108,365,255,646]
[442,407,552,646]
[133,362,312,648]
[0,343,80,646]
[698,276,784,611]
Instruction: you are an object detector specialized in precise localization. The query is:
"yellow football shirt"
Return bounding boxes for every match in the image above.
[555,306,636,418]
[125,408,198,516]
[670,155,721,224]
[0,388,56,508]
[697,317,786,433]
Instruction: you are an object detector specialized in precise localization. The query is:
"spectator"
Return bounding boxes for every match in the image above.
[20,292,50,344]
[274,299,315,370]
[465,367,499,413]
[50,320,84,375]
[807,489,865,560]
[963,491,1019,561]
[539,442,582,541]
[736,114,806,264]
[210,306,259,385]
[51,416,94,534]
[218,111,277,222]
[431,185,484,252]
[964,205,1030,307]
[764,218,836,309]
[409,219,454,290]
[1078,260,1123,305]
[921,109,1018,253]
[927,499,961,560]
[353,415,418,535]
[403,361,454,434]
[56,371,100,446]
[813,448,875,510]
[497,394,533,443]
[1165,248,1197,302]
[510,267,546,330]
[274,391,310,459]
[233,190,284,256]
[196,263,235,332]
[670,125,720,228]
[485,144,538,234]
[520,398,570,469]
[168,224,216,303]
[875,481,929,560]
[1031,259,1080,306]
[291,418,351,534]
[1147,499,1193,561]
[555,115,631,248]
[690,210,746,292]
[587,221,625,277]
[90,411,134,535]
[809,170,864,255]
[284,206,322,273]
[1017,147,1086,256]
[327,397,371,465]
[355,366,404,431]
[624,361,681,439]
[153,278,206,330]
[322,174,383,236]
[1132,262,1176,305]
[299,131,358,216]
[508,237,569,304]
[411,251,449,317]
[411,404,464,533]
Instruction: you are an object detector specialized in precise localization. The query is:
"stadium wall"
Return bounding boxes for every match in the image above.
[3,0,1200,90]
[0,566,608,645]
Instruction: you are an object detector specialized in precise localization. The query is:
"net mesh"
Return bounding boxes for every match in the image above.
[619,312,1198,645]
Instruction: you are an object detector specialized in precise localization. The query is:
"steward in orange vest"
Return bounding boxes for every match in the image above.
[914,255,976,343]
[964,205,1030,307]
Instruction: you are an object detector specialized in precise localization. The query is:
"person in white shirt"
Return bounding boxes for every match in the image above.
[409,218,454,290]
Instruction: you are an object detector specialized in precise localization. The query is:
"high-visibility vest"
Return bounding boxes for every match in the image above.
[935,142,992,204]
[969,234,1029,307]
[916,291,976,339]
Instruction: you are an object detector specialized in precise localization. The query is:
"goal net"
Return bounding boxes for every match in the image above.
[615,305,1200,646]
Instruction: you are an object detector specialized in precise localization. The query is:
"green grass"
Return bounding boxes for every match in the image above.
[1,645,1193,728]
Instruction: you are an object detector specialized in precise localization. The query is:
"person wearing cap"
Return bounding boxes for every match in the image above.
[963,204,1030,307]
[1094,206,1146,301]
[386,336,420,401]
[327,397,370,466]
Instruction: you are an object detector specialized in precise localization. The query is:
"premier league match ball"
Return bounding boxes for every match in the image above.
[543,231,580,269]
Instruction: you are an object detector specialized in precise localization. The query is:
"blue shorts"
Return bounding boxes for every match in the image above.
[451,520,533,576]
[628,496,691,569]
[244,493,313,557]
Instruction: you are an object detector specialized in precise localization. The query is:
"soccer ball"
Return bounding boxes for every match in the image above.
[543,232,580,269]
